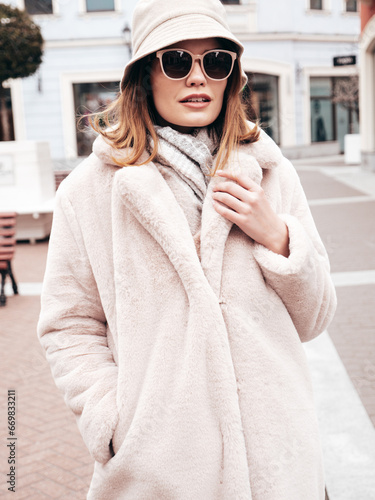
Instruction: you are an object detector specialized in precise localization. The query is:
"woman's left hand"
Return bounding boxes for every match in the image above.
[212,170,290,257]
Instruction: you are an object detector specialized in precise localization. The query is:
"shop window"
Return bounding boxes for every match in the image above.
[74,81,119,156]
[310,76,359,150]
[345,0,358,12]
[310,0,323,9]
[0,88,15,142]
[24,0,53,15]
[310,78,333,142]
[244,73,280,145]
[86,0,115,12]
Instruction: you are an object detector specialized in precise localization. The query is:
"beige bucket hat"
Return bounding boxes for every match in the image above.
[120,0,247,90]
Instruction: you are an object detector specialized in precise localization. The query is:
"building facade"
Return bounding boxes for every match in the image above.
[2,0,360,161]
[360,0,375,170]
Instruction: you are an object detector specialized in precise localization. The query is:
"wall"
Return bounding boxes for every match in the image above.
[2,0,361,157]
[257,0,360,35]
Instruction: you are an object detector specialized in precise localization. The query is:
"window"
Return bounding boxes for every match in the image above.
[86,0,115,12]
[244,73,280,145]
[0,88,15,142]
[310,76,359,150]
[24,0,53,15]
[310,0,323,9]
[74,81,119,156]
[345,0,358,12]
[310,78,333,142]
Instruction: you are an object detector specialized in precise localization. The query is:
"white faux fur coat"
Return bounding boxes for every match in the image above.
[38,127,337,500]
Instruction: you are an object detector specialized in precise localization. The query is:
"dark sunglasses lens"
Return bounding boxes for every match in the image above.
[204,51,233,79]
[162,50,192,79]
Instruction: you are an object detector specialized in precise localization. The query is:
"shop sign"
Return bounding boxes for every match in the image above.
[333,55,357,66]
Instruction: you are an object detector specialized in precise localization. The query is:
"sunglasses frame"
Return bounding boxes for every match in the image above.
[155,48,238,81]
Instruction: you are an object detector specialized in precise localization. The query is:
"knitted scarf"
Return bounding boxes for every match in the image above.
[148,126,219,257]
[151,125,217,203]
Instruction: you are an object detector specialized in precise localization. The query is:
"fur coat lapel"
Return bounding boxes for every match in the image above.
[113,161,205,289]
[113,162,232,297]
[110,128,283,297]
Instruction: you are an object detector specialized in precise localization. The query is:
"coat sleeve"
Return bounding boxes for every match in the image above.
[37,184,119,463]
[252,158,337,342]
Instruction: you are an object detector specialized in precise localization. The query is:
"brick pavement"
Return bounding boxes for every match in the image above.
[329,285,375,424]
[0,157,374,498]
[0,242,93,499]
[295,162,375,428]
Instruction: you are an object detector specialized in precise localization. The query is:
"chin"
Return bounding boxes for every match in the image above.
[176,116,218,130]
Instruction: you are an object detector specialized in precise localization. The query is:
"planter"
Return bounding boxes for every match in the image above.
[344,134,361,164]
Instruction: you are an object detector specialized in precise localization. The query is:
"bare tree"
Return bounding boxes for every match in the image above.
[332,75,359,134]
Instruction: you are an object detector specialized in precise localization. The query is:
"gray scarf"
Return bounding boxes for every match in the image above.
[150,126,218,203]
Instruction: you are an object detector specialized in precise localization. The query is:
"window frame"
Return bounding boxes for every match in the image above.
[240,57,295,148]
[17,0,59,16]
[309,77,335,143]
[309,75,359,145]
[343,0,359,13]
[244,72,280,145]
[79,0,122,15]
[309,0,323,10]
[72,80,120,156]
[302,65,358,145]
[61,70,123,159]
[2,80,26,141]
[306,0,331,14]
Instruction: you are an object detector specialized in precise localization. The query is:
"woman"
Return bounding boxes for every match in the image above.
[38,0,337,498]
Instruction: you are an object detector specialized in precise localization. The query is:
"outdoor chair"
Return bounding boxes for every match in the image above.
[0,212,18,306]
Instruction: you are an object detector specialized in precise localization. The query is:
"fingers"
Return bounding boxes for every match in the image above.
[212,179,248,203]
[212,190,245,213]
[212,198,243,226]
[216,170,261,192]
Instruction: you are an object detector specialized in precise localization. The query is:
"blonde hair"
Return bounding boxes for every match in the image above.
[89,48,260,174]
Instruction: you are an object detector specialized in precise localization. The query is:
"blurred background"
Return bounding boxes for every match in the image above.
[0,0,374,498]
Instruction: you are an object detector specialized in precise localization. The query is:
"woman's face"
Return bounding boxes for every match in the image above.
[150,38,228,133]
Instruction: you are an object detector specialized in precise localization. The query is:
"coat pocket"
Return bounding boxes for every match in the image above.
[110,412,129,457]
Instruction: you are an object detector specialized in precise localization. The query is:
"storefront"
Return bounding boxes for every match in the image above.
[73,81,119,156]
[310,75,359,152]
[245,73,280,145]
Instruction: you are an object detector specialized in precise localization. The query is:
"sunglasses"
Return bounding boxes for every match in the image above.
[155,48,237,81]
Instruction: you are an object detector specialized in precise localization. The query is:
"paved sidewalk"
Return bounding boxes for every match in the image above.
[0,242,94,499]
[294,156,375,500]
[0,155,374,499]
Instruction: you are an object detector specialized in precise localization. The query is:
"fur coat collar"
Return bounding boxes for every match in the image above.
[92,128,282,296]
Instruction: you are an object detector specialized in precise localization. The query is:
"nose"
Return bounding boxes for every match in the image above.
[186,60,207,86]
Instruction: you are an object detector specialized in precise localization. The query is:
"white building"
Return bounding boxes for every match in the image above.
[2,0,360,162]
[359,0,375,171]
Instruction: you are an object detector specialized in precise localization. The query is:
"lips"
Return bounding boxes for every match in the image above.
[180,94,211,103]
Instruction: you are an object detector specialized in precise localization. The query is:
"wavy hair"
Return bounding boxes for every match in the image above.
[89,41,260,174]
